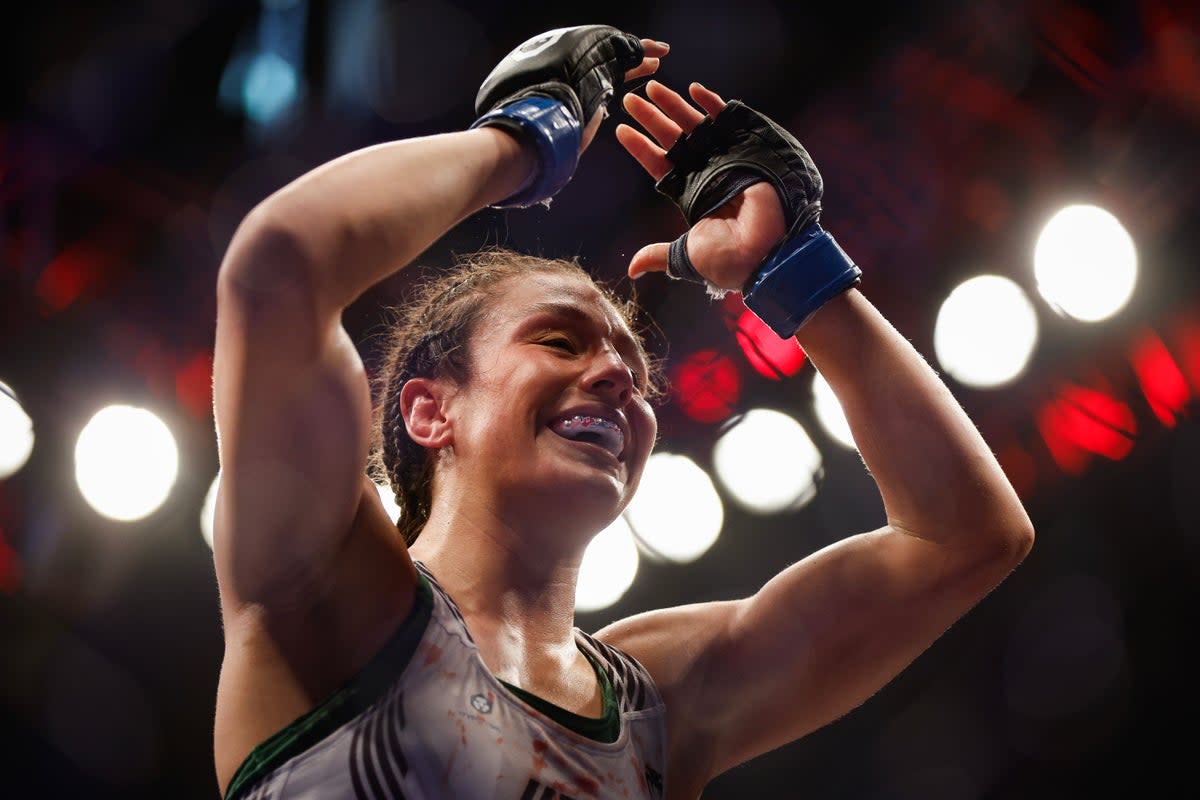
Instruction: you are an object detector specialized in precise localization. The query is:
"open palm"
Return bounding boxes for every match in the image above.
[616,81,787,290]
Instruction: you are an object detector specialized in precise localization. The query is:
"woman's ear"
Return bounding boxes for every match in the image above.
[399,377,454,449]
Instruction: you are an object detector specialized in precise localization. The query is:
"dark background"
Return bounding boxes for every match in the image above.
[2,1,1199,797]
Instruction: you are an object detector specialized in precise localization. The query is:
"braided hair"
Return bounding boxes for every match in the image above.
[369,248,661,545]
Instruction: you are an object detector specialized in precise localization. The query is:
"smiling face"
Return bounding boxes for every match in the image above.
[439,272,658,538]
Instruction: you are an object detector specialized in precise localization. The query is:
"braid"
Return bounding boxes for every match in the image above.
[380,358,433,545]
[373,310,473,545]
[369,247,663,545]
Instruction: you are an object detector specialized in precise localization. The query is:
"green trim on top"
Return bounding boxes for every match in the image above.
[498,647,620,744]
[223,573,434,800]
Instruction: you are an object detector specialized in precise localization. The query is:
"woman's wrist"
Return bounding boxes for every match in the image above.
[470,125,541,209]
[470,97,582,208]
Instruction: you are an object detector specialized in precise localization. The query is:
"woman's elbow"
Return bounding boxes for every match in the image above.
[1009,516,1036,564]
[981,510,1035,574]
[217,201,322,304]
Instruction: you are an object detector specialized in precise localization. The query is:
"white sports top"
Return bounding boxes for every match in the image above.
[225,562,669,800]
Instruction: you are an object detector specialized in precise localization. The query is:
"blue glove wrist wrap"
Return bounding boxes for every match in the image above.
[470,96,581,208]
[742,224,862,338]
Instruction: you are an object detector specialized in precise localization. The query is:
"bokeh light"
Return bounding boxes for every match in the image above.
[575,515,639,612]
[1034,204,1137,322]
[712,408,822,513]
[811,371,856,449]
[1036,385,1137,474]
[75,405,179,521]
[625,452,723,563]
[934,275,1039,388]
[241,52,300,125]
[734,309,807,380]
[200,472,220,549]
[674,350,742,424]
[0,381,35,479]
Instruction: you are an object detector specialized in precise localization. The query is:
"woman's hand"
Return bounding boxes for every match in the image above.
[617,81,787,289]
[580,39,671,152]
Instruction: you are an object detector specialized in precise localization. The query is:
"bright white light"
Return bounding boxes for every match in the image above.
[934,275,1039,388]
[625,453,723,563]
[0,382,35,479]
[1034,204,1137,322]
[811,372,856,449]
[712,408,822,514]
[75,405,179,521]
[201,472,220,549]
[575,515,639,613]
[375,481,402,526]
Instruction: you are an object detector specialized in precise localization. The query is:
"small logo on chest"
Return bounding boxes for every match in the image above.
[470,692,494,714]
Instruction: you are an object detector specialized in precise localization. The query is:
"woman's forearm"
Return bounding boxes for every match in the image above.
[798,288,1033,546]
[220,127,535,314]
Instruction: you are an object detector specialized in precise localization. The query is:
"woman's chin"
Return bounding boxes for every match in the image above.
[517,474,628,535]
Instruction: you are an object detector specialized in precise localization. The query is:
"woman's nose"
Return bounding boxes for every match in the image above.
[586,347,633,404]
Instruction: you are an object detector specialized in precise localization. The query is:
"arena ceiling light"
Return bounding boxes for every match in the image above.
[934,275,1039,388]
[0,381,35,479]
[712,408,823,514]
[1034,204,1137,322]
[625,452,723,563]
[75,405,178,521]
[575,516,640,613]
[811,371,856,449]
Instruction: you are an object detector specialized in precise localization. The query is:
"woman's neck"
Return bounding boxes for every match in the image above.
[407,507,585,652]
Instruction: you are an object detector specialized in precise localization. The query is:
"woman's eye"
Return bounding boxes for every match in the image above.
[542,337,575,352]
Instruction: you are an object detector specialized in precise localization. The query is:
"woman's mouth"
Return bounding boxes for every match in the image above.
[549,414,625,460]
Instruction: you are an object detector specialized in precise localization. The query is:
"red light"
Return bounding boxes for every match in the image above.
[1036,385,1137,474]
[1130,331,1190,428]
[176,351,215,421]
[35,244,103,313]
[733,309,807,380]
[674,350,741,424]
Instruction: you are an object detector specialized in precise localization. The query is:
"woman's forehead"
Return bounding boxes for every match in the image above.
[497,272,627,326]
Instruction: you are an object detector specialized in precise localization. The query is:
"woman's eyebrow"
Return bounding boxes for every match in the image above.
[528,301,589,324]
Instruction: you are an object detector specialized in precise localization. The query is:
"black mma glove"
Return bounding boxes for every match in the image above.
[471,25,644,208]
[655,100,861,336]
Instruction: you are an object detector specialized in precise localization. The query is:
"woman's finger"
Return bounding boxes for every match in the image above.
[689,82,727,118]
[640,39,670,58]
[645,80,706,132]
[623,93,683,150]
[624,39,668,82]
[628,242,671,280]
[625,57,661,82]
[615,123,672,181]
